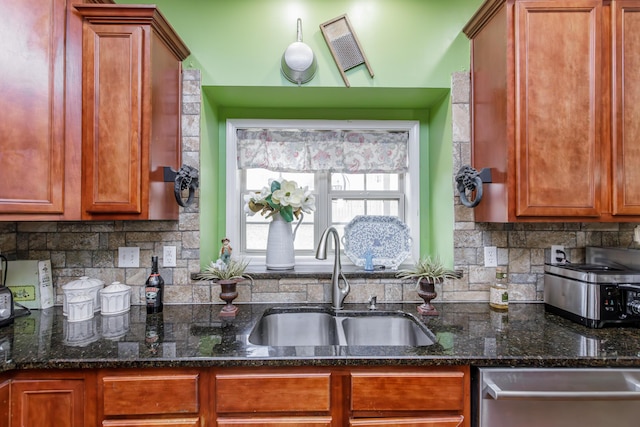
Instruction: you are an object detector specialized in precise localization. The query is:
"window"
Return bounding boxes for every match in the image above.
[226,120,420,266]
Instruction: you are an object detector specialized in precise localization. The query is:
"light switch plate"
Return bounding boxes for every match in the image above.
[163,246,177,267]
[484,246,498,267]
[118,247,140,268]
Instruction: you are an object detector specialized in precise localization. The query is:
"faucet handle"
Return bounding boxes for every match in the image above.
[368,295,377,310]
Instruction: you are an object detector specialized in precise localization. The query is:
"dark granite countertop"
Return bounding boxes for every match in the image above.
[2,302,640,373]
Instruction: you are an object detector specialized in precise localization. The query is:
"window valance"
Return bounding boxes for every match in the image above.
[236,129,409,173]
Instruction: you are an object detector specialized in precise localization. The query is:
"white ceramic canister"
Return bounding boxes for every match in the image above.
[62,276,104,315]
[100,281,131,316]
[66,293,94,322]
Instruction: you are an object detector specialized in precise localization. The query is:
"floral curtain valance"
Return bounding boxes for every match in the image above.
[236,129,409,173]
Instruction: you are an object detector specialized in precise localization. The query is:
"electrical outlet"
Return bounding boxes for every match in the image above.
[484,246,498,267]
[163,246,177,267]
[118,247,140,268]
[551,245,565,264]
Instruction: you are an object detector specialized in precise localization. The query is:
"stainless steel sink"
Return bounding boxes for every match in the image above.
[247,310,338,346]
[341,315,434,346]
[247,306,435,347]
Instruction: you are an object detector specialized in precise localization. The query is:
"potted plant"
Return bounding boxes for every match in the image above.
[196,259,253,317]
[397,256,459,316]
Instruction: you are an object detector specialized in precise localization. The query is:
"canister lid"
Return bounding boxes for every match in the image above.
[63,276,104,290]
[101,281,131,293]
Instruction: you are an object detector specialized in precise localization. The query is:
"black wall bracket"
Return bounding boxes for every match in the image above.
[163,165,199,207]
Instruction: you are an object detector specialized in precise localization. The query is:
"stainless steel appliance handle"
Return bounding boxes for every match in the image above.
[484,378,640,401]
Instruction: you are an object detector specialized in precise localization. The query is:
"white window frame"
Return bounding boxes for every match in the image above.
[225,119,420,268]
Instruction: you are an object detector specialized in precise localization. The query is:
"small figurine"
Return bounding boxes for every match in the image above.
[364,249,374,272]
[220,237,232,265]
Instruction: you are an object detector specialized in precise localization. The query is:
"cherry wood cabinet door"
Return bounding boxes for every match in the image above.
[350,371,465,413]
[0,0,67,216]
[81,21,145,216]
[0,379,9,427]
[11,379,84,427]
[101,373,200,417]
[216,417,333,427]
[77,5,190,220]
[612,1,640,215]
[102,419,200,427]
[514,0,604,218]
[215,372,332,414]
[349,416,464,427]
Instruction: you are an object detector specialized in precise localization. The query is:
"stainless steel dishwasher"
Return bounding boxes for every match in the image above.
[476,368,640,427]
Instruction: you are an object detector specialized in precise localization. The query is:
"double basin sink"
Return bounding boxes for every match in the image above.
[248,306,435,347]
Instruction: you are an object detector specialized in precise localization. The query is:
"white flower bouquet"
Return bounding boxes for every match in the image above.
[244,178,315,222]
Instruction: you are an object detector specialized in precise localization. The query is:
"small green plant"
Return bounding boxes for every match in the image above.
[396,255,459,283]
[196,258,252,282]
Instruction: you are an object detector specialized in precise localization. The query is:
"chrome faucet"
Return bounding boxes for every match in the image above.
[315,227,350,310]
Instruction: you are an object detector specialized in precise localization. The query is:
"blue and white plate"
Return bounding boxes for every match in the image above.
[342,215,411,269]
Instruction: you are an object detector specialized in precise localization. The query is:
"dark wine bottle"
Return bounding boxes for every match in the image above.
[145,256,164,314]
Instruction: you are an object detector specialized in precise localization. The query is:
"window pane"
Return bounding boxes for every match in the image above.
[332,199,400,222]
[366,174,399,191]
[247,169,314,191]
[331,173,365,191]
[366,200,399,216]
[246,223,269,250]
[294,224,315,250]
[331,173,399,191]
[332,199,365,223]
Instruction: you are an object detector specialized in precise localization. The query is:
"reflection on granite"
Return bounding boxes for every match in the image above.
[2,302,640,372]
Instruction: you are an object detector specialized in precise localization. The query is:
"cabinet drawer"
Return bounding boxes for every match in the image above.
[217,417,332,426]
[350,416,464,426]
[216,373,331,413]
[351,372,465,412]
[103,419,200,427]
[102,374,199,416]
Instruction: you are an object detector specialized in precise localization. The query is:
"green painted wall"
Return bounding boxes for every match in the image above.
[116,0,482,267]
[118,0,481,88]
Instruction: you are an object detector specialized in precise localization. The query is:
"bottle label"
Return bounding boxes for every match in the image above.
[146,286,160,305]
[490,286,509,309]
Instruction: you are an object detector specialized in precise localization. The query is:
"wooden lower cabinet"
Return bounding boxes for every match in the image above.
[2,365,469,427]
[0,377,10,427]
[349,416,464,427]
[102,420,200,427]
[213,366,469,427]
[216,417,333,426]
[214,370,334,426]
[11,378,85,427]
[98,369,205,427]
[348,367,469,427]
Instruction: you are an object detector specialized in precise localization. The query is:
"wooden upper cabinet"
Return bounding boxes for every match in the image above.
[75,4,190,220]
[612,1,640,215]
[463,0,633,222]
[514,1,603,218]
[0,0,79,219]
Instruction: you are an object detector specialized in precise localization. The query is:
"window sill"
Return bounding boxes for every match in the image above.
[190,264,405,281]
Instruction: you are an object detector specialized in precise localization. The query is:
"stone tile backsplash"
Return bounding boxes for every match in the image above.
[0,70,636,306]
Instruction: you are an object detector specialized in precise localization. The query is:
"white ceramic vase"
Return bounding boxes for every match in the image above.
[265,212,302,270]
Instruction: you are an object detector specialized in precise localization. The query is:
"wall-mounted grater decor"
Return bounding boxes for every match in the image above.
[320,14,374,87]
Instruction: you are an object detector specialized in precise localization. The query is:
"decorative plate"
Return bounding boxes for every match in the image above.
[342,215,412,269]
